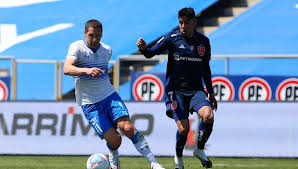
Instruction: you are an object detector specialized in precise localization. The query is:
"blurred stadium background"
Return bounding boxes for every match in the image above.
[0,0,297,168]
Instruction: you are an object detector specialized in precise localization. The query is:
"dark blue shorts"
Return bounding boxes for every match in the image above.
[81,92,129,139]
[166,91,211,121]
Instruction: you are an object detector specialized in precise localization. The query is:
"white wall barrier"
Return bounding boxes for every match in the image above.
[0,102,297,157]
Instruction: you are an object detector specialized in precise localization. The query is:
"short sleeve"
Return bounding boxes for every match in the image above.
[108,48,112,60]
[66,43,79,60]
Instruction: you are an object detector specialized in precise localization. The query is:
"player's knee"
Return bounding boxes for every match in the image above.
[202,109,214,123]
[119,123,134,137]
[178,127,189,136]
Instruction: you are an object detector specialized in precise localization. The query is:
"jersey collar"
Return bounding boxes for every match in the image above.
[84,40,101,53]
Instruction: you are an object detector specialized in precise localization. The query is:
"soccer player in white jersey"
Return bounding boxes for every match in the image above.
[64,19,164,169]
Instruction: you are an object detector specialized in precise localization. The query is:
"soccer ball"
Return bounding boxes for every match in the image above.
[86,153,110,169]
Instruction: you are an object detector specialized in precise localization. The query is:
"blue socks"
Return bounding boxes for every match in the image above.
[197,121,213,149]
[130,131,140,144]
[130,131,158,164]
[176,130,187,157]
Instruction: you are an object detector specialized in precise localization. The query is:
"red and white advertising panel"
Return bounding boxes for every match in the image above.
[276,78,298,101]
[212,76,235,101]
[0,80,8,100]
[239,77,272,101]
[132,74,164,101]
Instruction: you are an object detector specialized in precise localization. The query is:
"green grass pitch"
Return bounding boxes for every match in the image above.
[0,155,297,169]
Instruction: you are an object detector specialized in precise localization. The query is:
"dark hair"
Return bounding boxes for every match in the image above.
[178,7,195,19]
[85,19,103,32]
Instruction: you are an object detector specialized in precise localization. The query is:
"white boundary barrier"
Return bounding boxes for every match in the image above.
[0,101,297,157]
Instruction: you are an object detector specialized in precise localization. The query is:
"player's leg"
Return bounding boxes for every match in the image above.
[166,91,190,169]
[104,129,121,169]
[108,92,165,169]
[116,117,164,169]
[174,119,189,169]
[193,106,213,168]
[190,91,214,168]
[81,101,121,169]
[197,106,214,149]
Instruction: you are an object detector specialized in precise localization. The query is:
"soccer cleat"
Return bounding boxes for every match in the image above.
[109,150,120,169]
[193,148,212,168]
[174,153,184,169]
[151,162,165,169]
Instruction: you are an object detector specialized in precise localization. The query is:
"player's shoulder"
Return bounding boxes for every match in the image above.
[69,40,85,49]
[157,29,182,43]
[195,32,210,43]
[167,29,182,39]
[99,42,112,52]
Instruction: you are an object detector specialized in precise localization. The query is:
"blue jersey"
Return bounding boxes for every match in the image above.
[140,29,214,94]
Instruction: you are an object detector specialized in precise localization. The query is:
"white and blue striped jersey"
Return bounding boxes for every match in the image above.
[66,40,115,106]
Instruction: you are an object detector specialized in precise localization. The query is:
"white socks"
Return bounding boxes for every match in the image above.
[133,134,158,165]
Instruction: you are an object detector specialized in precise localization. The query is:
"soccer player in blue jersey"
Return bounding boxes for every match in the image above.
[137,8,217,169]
[64,19,164,169]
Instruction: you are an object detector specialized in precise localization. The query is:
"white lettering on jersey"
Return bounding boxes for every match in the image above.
[174,55,202,62]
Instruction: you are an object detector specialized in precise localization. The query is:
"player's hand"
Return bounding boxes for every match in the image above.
[86,67,104,78]
[136,37,147,50]
[209,93,218,111]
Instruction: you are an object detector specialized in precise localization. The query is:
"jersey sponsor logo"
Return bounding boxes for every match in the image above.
[174,54,180,61]
[276,78,298,101]
[0,80,8,100]
[197,44,205,57]
[174,55,202,62]
[212,76,235,101]
[239,77,271,101]
[132,74,164,101]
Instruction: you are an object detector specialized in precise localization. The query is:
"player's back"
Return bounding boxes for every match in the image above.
[68,40,115,106]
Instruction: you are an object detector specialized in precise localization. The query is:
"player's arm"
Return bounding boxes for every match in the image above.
[64,58,103,77]
[136,36,168,58]
[202,62,217,111]
[202,39,217,111]
[64,43,104,77]
[202,62,214,94]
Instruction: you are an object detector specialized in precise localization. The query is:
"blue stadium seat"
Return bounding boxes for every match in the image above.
[0,0,218,100]
[119,0,298,100]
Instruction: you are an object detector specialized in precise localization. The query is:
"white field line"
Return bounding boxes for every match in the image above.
[214,163,298,167]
